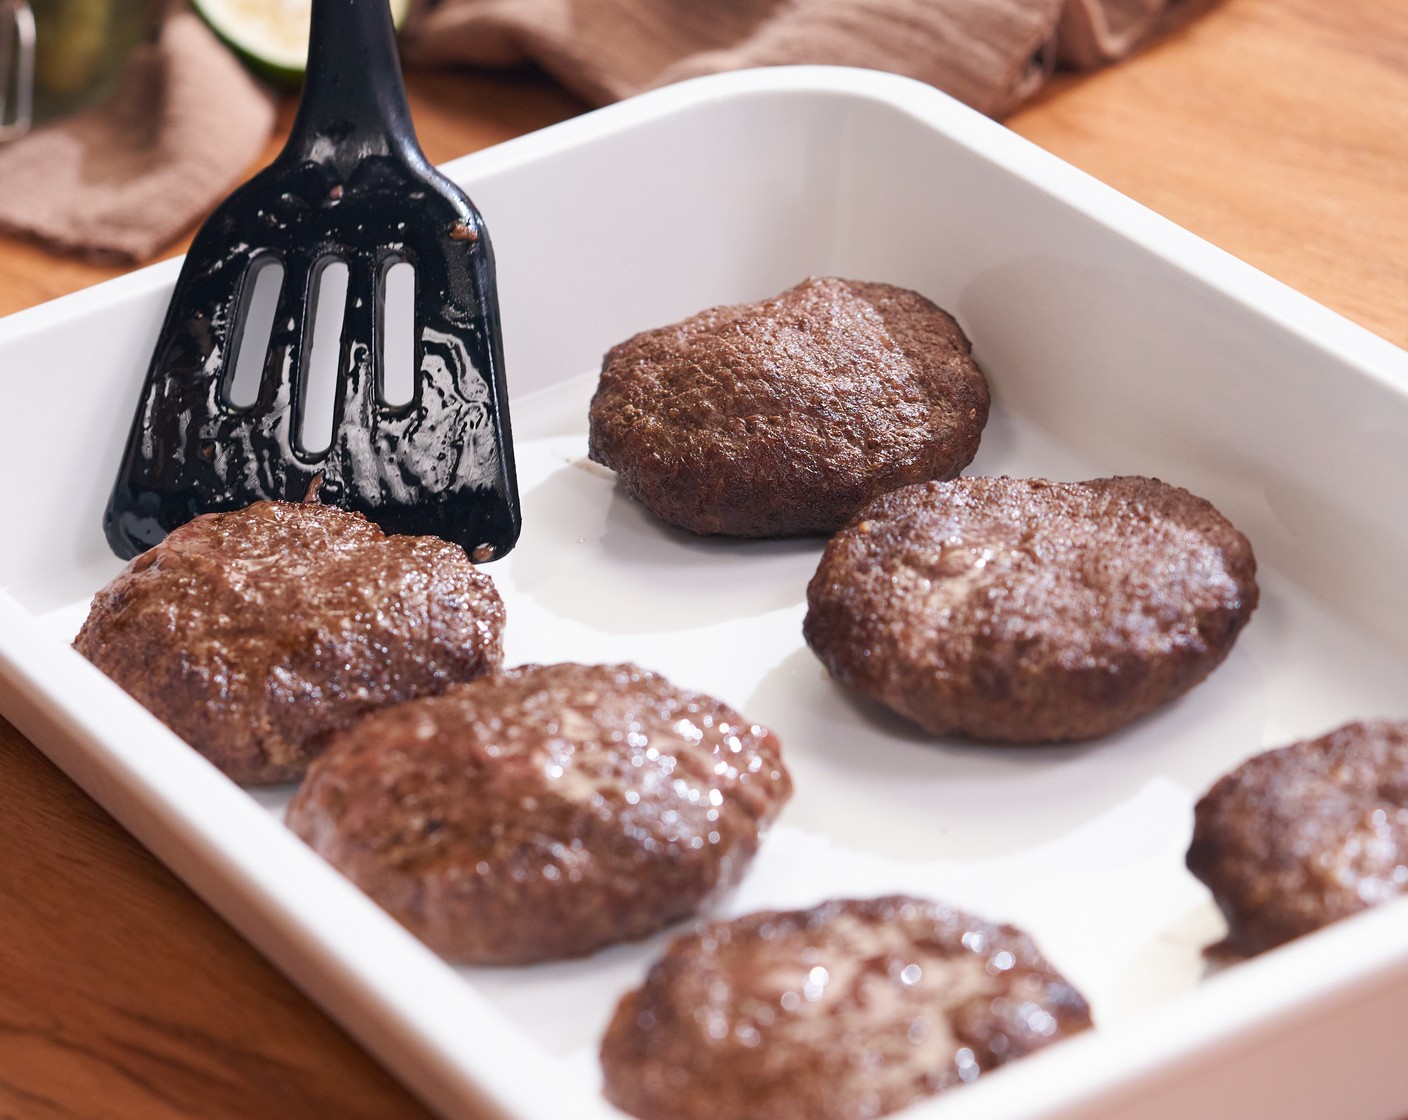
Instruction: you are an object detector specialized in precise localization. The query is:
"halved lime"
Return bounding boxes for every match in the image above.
[193,0,415,85]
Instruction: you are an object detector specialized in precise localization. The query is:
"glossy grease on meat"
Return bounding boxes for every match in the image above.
[600,896,1092,1120]
[588,277,990,537]
[803,475,1258,742]
[1187,719,1408,955]
[285,662,792,964]
[74,500,505,784]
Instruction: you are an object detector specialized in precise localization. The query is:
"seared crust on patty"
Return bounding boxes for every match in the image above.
[588,277,990,537]
[803,475,1258,742]
[1187,719,1408,956]
[600,895,1092,1120]
[285,662,792,964]
[74,500,505,784]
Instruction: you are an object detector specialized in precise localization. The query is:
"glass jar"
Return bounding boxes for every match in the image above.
[2,0,162,141]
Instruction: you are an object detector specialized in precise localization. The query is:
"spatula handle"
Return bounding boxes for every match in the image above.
[279,0,422,171]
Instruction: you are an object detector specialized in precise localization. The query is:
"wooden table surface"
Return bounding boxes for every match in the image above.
[1,1,1405,1117]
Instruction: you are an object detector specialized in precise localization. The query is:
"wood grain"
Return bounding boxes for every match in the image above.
[0,2,1404,1116]
[1007,0,1408,350]
[0,717,434,1120]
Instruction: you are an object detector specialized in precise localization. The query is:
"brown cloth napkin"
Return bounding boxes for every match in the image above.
[0,11,274,264]
[0,0,1177,265]
[400,0,1179,117]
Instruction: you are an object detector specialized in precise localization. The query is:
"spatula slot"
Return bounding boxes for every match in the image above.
[223,257,285,410]
[297,257,350,457]
[380,259,416,409]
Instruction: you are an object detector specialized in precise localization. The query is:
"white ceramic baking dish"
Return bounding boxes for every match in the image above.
[2,65,1408,1120]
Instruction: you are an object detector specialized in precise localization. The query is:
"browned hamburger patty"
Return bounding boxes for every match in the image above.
[803,475,1258,743]
[599,895,1092,1120]
[1187,719,1408,956]
[74,500,505,785]
[284,662,792,965]
[587,277,990,537]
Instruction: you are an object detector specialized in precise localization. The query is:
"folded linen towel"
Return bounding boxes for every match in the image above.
[401,0,1179,116]
[0,11,275,263]
[0,0,1178,264]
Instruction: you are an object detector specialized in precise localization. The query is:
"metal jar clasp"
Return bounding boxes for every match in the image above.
[0,0,36,142]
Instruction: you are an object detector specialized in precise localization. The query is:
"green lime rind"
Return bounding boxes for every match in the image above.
[193,0,413,87]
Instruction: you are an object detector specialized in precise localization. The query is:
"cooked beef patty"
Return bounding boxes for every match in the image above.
[284,662,792,964]
[1187,719,1408,956]
[587,277,990,537]
[74,500,504,785]
[803,475,1258,742]
[600,895,1092,1120]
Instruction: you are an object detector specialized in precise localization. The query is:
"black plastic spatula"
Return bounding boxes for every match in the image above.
[103,0,519,562]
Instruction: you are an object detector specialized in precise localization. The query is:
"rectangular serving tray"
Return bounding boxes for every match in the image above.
[3,66,1408,1120]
